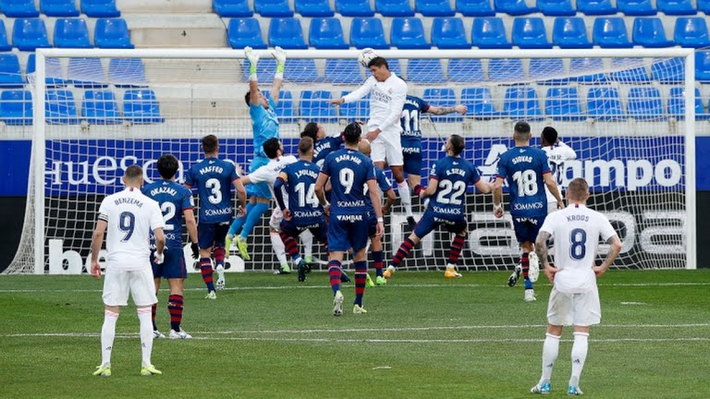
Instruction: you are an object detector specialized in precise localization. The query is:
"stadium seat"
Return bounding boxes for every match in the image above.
[325,59,363,84]
[431,17,470,49]
[0,20,13,52]
[12,18,51,51]
[610,58,651,83]
[350,18,388,49]
[40,0,80,17]
[695,51,710,82]
[529,58,571,85]
[593,17,633,48]
[254,0,294,17]
[586,86,625,120]
[309,18,347,49]
[571,58,608,83]
[390,18,431,49]
[54,18,92,48]
[285,59,323,83]
[488,58,524,82]
[268,18,307,49]
[45,89,80,125]
[264,90,296,123]
[447,59,485,83]
[0,0,39,18]
[26,54,67,87]
[699,0,710,13]
[123,89,164,124]
[502,86,543,120]
[407,59,446,84]
[657,0,697,15]
[94,18,134,49]
[340,91,370,119]
[295,0,334,17]
[494,0,538,15]
[632,17,674,48]
[67,58,107,88]
[299,90,337,123]
[415,0,455,16]
[461,87,499,119]
[81,0,121,18]
[108,58,147,87]
[512,17,552,49]
[668,87,709,120]
[627,86,665,120]
[545,87,585,121]
[423,88,462,122]
[456,0,495,16]
[617,0,656,15]
[0,54,24,88]
[386,58,404,76]
[552,17,592,49]
[576,0,616,15]
[471,17,512,49]
[375,0,415,17]
[81,89,122,124]
[674,17,710,48]
[335,0,374,17]
[213,0,252,17]
[242,59,277,83]
[651,57,684,83]
[537,0,576,16]
[228,18,267,49]
[0,90,33,125]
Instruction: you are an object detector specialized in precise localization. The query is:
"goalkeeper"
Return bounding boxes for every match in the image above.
[226,46,286,260]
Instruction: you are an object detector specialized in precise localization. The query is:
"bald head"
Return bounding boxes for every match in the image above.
[358,139,371,156]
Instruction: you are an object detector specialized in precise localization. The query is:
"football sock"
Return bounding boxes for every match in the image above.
[151,303,158,331]
[397,181,413,217]
[301,230,314,261]
[100,309,119,366]
[448,235,466,264]
[228,202,253,237]
[391,238,415,267]
[199,257,215,292]
[213,246,226,269]
[569,332,589,387]
[168,294,184,332]
[540,333,560,385]
[354,260,367,306]
[280,232,302,263]
[270,231,289,267]
[137,307,154,367]
[522,252,532,289]
[328,260,342,295]
[239,202,270,240]
[373,251,384,277]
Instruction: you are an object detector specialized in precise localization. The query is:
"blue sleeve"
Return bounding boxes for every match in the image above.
[470,162,482,185]
[365,159,375,181]
[320,155,331,176]
[496,155,507,179]
[228,164,238,182]
[429,162,438,180]
[377,169,392,191]
[181,187,194,211]
[273,177,287,210]
[539,151,551,174]
[249,102,265,121]
[185,168,195,187]
[418,97,430,113]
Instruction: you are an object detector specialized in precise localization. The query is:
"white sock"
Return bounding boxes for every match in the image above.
[100,310,119,366]
[397,181,412,217]
[270,231,288,267]
[300,230,313,261]
[540,333,561,385]
[569,332,589,387]
[137,307,154,367]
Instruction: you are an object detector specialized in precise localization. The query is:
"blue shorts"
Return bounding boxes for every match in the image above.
[151,247,188,280]
[512,215,547,244]
[280,218,328,244]
[198,222,231,249]
[403,148,422,176]
[327,216,369,252]
[246,156,272,200]
[413,209,468,238]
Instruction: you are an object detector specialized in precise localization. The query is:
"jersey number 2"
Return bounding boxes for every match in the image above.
[436,180,466,205]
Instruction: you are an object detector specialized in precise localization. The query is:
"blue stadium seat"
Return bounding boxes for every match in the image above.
[350,18,388,49]
[668,87,709,120]
[268,18,307,49]
[285,59,323,83]
[40,0,80,17]
[1,0,39,17]
[503,86,543,120]
[586,86,625,120]
[695,51,710,82]
[45,89,80,124]
[213,0,252,17]
[456,0,495,16]
[340,91,370,120]
[407,59,446,84]
[627,86,665,120]
[431,17,470,49]
[12,18,51,51]
[0,90,33,125]
[390,18,431,49]
[123,89,164,124]
[108,58,147,87]
[617,0,656,15]
[633,17,674,47]
[529,58,571,85]
[54,18,92,48]
[295,0,334,17]
[375,0,415,16]
[448,59,485,83]
[26,54,67,87]
[242,59,277,83]
[82,89,122,124]
[309,18,348,49]
[300,90,337,123]
[593,17,633,48]
[335,0,374,16]
[576,0,616,15]
[264,90,296,123]
[610,58,651,83]
[68,57,107,88]
[553,17,592,49]
[254,0,294,17]
[545,87,585,121]
[81,0,121,18]
[571,58,608,83]
[657,0,697,15]
[386,58,403,76]
[699,0,710,13]
[494,0,538,15]
[326,59,363,84]
[471,17,512,49]
[674,17,710,48]
[488,58,524,82]
[461,87,499,119]
[94,18,134,49]
[423,88,462,122]
[537,0,576,16]
[0,21,11,52]
[416,0,455,16]
[651,57,684,83]
[228,18,267,49]
[512,17,552,49]
[0,54,24,88]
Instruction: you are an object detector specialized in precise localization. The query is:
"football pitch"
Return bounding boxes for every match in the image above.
[1,269,708,399]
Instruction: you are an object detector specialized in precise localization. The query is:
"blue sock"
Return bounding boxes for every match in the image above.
[239,201,269,240]
[229,202,255,237]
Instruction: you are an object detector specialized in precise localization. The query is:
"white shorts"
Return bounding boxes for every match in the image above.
[102,267,158,307]
[270,207,283,230]
[546,287,601,327]
[370,129,404,166]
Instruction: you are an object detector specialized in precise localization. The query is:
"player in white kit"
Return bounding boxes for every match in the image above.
[90,165,166,377]
[541,126,577,214]
[530,178,622,396]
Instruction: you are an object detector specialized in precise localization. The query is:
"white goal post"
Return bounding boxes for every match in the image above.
[6,47,698,274]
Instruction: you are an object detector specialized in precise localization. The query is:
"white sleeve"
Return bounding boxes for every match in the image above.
[98,198,109,222]
[599,214,617,242]
[149,200,166,231]
[539,213,555,237]
[285,155,298,165]
[558,141,577,161]
[377,78,407,132]
[343,77,375,103]
[248,166,271,184]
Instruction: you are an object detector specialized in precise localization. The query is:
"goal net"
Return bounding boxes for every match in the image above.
[4,48,698,274]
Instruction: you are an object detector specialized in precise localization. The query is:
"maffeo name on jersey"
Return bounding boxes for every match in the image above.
[199,165,224,175]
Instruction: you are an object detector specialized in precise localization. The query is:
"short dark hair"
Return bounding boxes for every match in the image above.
[514,121,531,141]
[541,126,558,146]
[343,122,361,144]
[300,122,318,141]
[368,56,389,69]
[449,134,465,156]
[298,137,313,155]
[244,91,251,106]
[202,134,219,154]
[157,154,179,179]
[567,178,589,202]
[124,164,143,182]
[263,137,281,159]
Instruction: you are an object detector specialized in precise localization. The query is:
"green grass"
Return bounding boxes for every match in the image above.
[1,270,709,399]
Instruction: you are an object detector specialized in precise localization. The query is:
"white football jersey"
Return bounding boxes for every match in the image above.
[343,73,407,136]
[539,204,617,293]
[98,187,165,271]
[542,141,577,204]
[248,155,298,199]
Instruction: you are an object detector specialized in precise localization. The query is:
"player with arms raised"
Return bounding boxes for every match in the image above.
[530,178,621,396]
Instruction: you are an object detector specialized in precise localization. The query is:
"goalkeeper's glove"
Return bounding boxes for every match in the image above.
[191,242,199,260]
[272,46,286,77]
[154,251,164,265]
[245,46,259,78]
